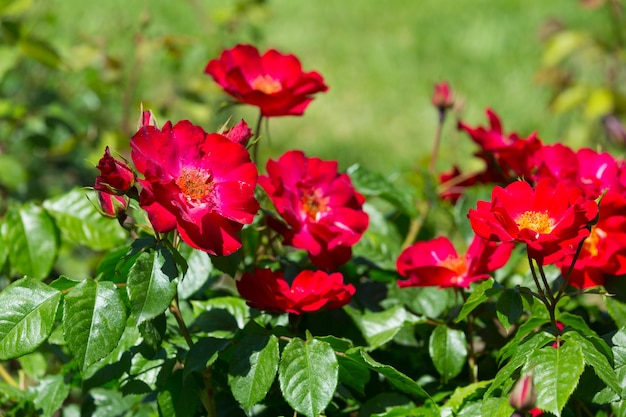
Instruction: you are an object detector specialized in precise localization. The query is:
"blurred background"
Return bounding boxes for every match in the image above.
[0,0,624,207]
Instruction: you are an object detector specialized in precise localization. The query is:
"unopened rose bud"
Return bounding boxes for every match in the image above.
[509,373,537,413]
[138,109,158,129]
[94,147,135,195]
[223,119,254,147]
[431,82,454,112]
[97,191,128,219]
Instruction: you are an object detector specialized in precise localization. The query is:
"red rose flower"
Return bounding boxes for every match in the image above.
[458,108,543,181]
[205,44,328,117]
[396,235,512,288]
[130,120,259,256]
[236,268,355,314]
[259,150,369,270]
[556,191,626,288]
[468,179,598,264]
[94,146,135,195]
[533,144,624,199]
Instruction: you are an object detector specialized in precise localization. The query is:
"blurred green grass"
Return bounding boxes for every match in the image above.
[35,0,609,173]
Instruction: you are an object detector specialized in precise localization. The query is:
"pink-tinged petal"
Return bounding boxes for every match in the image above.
[213,181,260,223]
[138,180,177,233]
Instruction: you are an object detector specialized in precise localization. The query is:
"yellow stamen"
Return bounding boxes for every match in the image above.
[176,167,212,202]
[251,74,282,94]
[439,255,468,277]
[301,189,329,221]
[583,226,606,257]
[515,210,555,236]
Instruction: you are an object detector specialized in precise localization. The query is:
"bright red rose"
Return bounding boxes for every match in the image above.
[468,179,598,265]
[556,191,626,288]
[533,144,624,199]
[130,120,259,256]
[259,150,369,270]
[94,146,135,195]
[236,268,355,314]
[205,44,328,117]
[458,108,543,181]
[396,235,512,288]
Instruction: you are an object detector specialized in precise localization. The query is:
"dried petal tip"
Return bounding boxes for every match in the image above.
[509,373,537,413]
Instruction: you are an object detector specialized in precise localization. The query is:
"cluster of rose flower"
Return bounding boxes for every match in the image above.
[93,44,367,315]
[398,105,626,290]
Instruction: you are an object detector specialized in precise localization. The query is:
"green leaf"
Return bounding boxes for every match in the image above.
[565,331,621,398]
[157,369,199,417]
[229,333,279,411]
[523,342,585,416]
[337,353,371,394]
[345,347,431,400]
[495,289,523,334]
[43,188,127,250]
[455,278,502,323]
[0,278,60,359]
[63,279,127,372]
[89,388,142,417]
[18,36,61,69]
[279,337,338,417]
[347,164,417,216]
[606,298,626,329]
[445,380,491,413]
[0,153,27,191]
[345,305,423,349]
[486,331,555,398]
[183,337,230,381]
[30,374,71,417]
[353,202,403,270]
[429,325,467,383]
[177,244,212,300]
[4,203,58,279]
[127,246,178,324]
[391,285,454,319]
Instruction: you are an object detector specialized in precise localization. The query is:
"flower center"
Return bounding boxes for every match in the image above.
[176,167,213,203]
[301,189,329,221]
[583,226,606,257]
[251,74,282,94]
[515,210,555,236]
[439,255,468,278]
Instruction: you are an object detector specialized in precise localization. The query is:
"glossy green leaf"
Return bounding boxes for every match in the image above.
[522,342,585,416]
[445,380,491,413]
[30,374,71,417]
[89,388,142,417]
[353,202,403,270]
[496,289,523,334]
[429,325,467,383]
[279,337,338,417]
[63,279,127,372]
[157,369,199,417]
[565,331,620,398]
[391,285,454,319]
[345,305,423,349]
[43,188,127,250]
[127,247,178,324]
[0,278,60,360]
[455,278,502,323]
[229,333,279,411]
[4,203,58,279]
[345,347,431,400]
[605,298,626,329]
[177,244,212,300]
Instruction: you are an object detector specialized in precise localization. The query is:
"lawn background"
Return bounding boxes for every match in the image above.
[33,0,611,173]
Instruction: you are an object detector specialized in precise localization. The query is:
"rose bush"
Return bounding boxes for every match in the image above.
[3,20,626,417]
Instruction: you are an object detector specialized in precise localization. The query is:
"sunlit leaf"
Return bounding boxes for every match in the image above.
[30,374,71,417]
[127,246,178,324]
[429,325,467,383]
[4,203,58,279]
[345,304,423,349]
[63,279,127,372]
[0,278,60,360]
[43,188,127,250]
[229,332,279,411]
[279,337,338,417]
